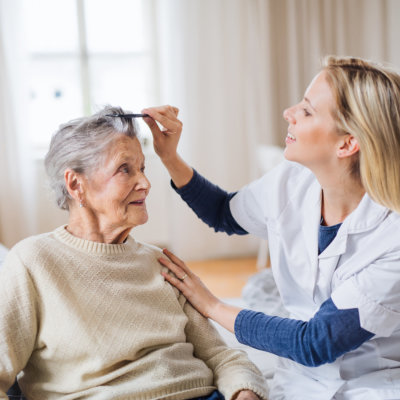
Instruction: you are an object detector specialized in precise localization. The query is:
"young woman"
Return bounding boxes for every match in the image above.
[142,56,400,399]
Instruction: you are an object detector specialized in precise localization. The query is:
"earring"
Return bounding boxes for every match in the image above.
[79,202,84,208]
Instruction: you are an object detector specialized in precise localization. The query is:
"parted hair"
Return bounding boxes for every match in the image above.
[44,106,138,210]
[323,56,400,214]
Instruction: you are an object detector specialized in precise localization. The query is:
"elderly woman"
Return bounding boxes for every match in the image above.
[0,106,268,400]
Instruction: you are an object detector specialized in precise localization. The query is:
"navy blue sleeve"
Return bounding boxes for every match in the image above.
[234,297,374,367]
[171,169,248,235]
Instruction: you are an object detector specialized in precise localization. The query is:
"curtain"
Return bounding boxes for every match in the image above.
[0,0,34,248]
[1,0,400,258]
[154,0,400,260]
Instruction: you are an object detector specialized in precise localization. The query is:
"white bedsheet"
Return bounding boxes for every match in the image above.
[212,297,278,379]
[215,268,287,379]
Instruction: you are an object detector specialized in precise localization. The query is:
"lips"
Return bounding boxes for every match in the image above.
[129,199,146,205]
[287,132,295,140]
[285,132,296,144]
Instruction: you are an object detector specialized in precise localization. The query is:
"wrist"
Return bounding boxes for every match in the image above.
[207,301,242,333]
[160,152,180,167]
[164,155,194,188]
[205,297,223,320]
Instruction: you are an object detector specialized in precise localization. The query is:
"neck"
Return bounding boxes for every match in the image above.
[67,208,132,244]
[316,168,365,226]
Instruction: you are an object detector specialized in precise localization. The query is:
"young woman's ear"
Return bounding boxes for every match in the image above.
[64,169,84,204]
[337,134,360,158]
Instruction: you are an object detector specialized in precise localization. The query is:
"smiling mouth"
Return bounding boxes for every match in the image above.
[286,132,296,143]
[129,199,146,205]
[287,132,295,140]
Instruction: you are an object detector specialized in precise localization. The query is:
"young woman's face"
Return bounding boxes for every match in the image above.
[283,71,341,171]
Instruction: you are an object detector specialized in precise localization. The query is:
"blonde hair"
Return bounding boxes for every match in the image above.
[323,56,400,214]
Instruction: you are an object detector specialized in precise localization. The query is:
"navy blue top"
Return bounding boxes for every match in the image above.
[318,220,342,255]
[172,170,374,367]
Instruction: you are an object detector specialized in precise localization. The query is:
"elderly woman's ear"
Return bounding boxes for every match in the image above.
[64,169,85,208]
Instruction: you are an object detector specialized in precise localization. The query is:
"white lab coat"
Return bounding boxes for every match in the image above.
[230,160,400,400]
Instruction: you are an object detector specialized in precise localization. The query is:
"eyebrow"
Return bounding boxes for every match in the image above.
[111,152,145,167]
[304,97,317,112]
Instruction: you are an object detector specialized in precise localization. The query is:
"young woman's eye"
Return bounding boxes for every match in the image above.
[303,108,312,117]
[141,166,146,173]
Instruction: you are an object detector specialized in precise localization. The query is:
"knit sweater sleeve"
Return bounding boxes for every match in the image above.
[0,248,38,394]
[181,298,268,400]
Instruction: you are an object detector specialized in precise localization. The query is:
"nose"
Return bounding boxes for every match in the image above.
[136,173,151,193]
[283,105,296,124]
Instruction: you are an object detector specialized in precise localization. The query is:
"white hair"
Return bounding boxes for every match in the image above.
[44,105,139,210]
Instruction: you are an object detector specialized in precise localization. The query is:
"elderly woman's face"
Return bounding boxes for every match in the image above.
[83,135,150,231]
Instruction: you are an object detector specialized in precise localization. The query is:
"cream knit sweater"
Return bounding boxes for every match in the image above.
[0,226,268,400]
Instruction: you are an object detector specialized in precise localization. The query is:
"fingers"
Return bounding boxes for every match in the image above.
[142,105,182,135]
[158,255,187,280]
[142,115,159,131]
[161,267,186,289]
[142,105,179,117]
[162,249,189,273]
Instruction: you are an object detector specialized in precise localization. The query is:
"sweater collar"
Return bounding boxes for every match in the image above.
[54,225,137,255]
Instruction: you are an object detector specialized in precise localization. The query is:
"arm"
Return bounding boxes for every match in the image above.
[181,296,268,400]
[0,251,38,394]
[142,105,247,235]
[234,298,374,367]
[172,170,247,235]
[159,250,374,368]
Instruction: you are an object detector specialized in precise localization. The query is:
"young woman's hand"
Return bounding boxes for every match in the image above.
[159,249,243,333]
[159,249,220,319]
[142,105,193,188]
[141,105,182,163]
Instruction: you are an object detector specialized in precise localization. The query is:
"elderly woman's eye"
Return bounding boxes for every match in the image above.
[120,164,130,174]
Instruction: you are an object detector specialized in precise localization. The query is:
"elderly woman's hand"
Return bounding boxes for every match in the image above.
[233,390,261,400]
[141,105,182,163]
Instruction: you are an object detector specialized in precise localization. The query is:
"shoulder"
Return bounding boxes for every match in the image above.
[131,239,163,259]
[131,239,182,299]
[0,232,57,294]
[1,228,74,280]
[229,161,317,236]
[235,161,315,207]
[127,238,165,272]
[6,231,56,264]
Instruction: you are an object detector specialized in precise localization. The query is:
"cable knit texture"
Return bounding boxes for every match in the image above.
[0,226,268,400]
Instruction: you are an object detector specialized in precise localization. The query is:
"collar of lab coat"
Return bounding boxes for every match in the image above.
[299,182,389,302]
[318,192,389,259]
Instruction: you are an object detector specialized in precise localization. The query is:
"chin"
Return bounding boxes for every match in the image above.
[284,147,305,165]
[136,213,149,226]
[283,147,294,161]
